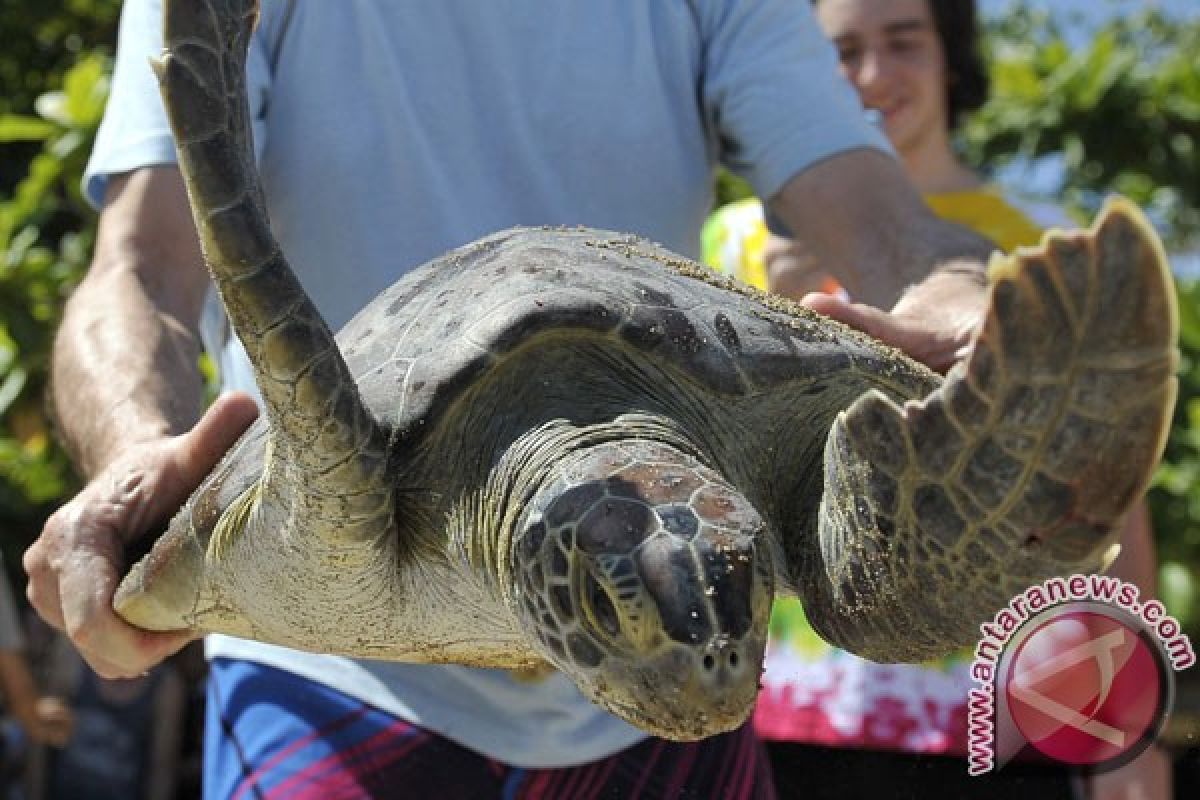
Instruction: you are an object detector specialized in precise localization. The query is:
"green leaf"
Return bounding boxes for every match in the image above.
[61,55,110,127]
[0,365,27,416]
[0,114,58,142]
[3,226,41,270]
[50,129,86,160]
[1160,562,1197,628]
[0,327,15,375]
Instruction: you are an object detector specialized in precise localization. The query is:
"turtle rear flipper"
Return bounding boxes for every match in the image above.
[801,198,1178,662]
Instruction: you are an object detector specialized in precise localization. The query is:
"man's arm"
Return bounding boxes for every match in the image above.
[0,566,72,746]
[0,651,73,746]
[24,166,258,678]
[51,167,209,475]
[768,148,995,371]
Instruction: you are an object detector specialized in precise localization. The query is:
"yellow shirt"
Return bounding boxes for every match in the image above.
[701,186,1067,291]
[925,187,1058,253]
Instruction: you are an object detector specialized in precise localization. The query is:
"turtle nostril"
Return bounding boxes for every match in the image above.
[703,654,716,671]
[728,650,739,668]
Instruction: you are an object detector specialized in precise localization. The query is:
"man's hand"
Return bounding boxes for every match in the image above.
[24,393,258,679]
[25,695,74,747]
[802,267,987,373]
[765,232,837,299]
[0,652,73,746]
[769,149,994,372]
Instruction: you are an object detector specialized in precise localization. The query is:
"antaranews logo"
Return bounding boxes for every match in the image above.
[967,574,1195,776]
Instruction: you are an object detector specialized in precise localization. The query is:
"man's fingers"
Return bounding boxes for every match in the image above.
[175,391,259,484]
[55,522,193,677]
[33,697,74,747]
[23,531,66,631]
[29,527,190,677]
[66,611,192,679]
[799,290,845,318]
[801,292,892,342]
[91,628,193,679]
[55,537,136,673]
[23,406,224,679]
[801,291,969,373]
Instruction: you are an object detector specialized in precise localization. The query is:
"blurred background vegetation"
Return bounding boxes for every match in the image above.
[2,2,1199,638]
[972,4,1200,638]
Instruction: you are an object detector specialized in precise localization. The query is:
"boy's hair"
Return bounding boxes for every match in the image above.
[929,0,989,130]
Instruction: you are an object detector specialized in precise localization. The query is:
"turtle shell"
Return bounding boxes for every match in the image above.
[194,226,937,558]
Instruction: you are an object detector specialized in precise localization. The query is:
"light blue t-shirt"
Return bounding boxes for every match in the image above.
[85,0,890,767]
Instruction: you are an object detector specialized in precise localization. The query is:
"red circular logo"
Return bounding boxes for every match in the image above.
[1004,608,1167,766]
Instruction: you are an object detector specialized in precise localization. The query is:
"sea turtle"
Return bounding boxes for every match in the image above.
[114,0,1177,741]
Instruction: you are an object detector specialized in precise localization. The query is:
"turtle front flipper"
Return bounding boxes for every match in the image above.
[115,0,395,635]
[800,198,1178,662]
[153,0,389,499]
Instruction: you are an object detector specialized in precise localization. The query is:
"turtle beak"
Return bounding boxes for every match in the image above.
[595,521,771,739]
[593,616,767,741]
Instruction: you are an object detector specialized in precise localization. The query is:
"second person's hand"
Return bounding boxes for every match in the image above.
[802,267,987,374]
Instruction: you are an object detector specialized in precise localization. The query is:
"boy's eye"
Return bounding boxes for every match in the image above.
[889,35,924,55]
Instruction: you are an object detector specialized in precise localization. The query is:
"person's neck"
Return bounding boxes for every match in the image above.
[901,135,983,195]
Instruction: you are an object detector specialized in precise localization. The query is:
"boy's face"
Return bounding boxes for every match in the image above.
[816,0,949,157]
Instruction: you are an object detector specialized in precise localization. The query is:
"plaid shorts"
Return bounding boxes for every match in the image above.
[205,658,777,800]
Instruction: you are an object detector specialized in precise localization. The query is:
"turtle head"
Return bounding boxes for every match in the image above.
[511,440,773,740]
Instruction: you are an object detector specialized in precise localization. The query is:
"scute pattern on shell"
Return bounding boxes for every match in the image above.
[338,228,936,438]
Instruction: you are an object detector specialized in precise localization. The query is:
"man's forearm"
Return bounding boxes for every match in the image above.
[53,268,205,477]
[0,651,40,725]
[769,148,993,309]
[52,167,211,478]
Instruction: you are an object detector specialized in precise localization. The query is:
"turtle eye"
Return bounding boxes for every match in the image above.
[584,572,621,638]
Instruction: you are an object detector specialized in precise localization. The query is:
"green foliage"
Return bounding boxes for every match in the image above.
[0,0,119,117]
[963,4,1200,634]
[1150,279,1200,631]
[964,6,1200,251]
[0,0,119,195]
[714,169,754,209]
